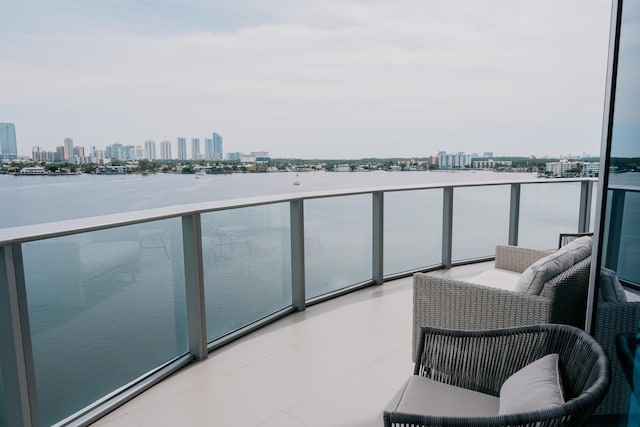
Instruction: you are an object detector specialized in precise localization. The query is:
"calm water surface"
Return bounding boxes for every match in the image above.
[1,170,537,227]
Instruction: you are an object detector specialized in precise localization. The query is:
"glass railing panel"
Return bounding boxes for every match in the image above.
[452,185,510,260]
[305,195,372,299]
[201,203,291,342]
[384,190,442,275]
[519,182,581,249]
[22,219,187,426]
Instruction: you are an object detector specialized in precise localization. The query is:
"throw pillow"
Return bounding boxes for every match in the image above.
[514,250,575,295]
[599,267,628,302]
[499,353,564,415]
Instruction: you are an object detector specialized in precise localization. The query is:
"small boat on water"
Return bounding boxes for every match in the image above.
[293,181,300,186]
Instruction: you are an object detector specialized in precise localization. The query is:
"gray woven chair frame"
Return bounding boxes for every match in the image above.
[593,300,640,414]
[412,255,591,359]
[384,324,610,427]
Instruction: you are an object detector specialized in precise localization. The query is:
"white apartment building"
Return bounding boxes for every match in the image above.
[160,141,172,160]
[438,152,472,168]
[144,140,157,160]
[546,160,579,177]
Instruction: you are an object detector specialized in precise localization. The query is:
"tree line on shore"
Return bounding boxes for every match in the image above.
[0,156,605,175]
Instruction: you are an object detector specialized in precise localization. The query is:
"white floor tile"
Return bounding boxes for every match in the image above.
[356,344,414,391]
[90,276,418,427]
[294,323,404,374]
[259,410,308,427]
[91,412,139,427]
[285,374,396,427]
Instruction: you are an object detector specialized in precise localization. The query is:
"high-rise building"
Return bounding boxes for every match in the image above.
[144,140,156,160]
[160,140,172,160]
[71,146,85,163]
[204,138,214,160]
[55,146,65,162]
[63,138,74,161]
[106,143,126,160]
[191,138,200,160]
[0,123,18,161]
[177,137,187,160]
[32,146,43,162]
[213,132,223,160]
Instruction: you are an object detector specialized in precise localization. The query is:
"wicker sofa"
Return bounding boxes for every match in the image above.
[413,236,593,359]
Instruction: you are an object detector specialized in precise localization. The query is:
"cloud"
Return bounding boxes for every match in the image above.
[0,0,612,158]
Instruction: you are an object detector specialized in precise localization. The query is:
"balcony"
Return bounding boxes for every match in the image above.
[0,178,596,426]
[93,265,493,427]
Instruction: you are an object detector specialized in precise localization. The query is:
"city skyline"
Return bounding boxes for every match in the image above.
[30,133,229,162]
[1,1,612,158]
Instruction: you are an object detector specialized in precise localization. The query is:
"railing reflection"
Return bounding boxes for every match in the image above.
[22,220,188,426]
[202,204,292,342]
[0,178,595,426]
[604,187,640,287]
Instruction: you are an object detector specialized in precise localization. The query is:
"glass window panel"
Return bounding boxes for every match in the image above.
[615,191,640,285]
[23,219,187,426]
[594,0,640,418]
[384,190,442,275]
[305,195,371,299]
[0,362,5,427]
[452,185,510,261]
[518,183,581,249]
[201,204,291,342]
[589,184,597,232]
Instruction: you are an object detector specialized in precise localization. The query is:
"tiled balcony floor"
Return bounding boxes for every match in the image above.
[91,262,493,427]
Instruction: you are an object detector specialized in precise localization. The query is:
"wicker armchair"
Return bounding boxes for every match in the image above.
[384,324,610,427]
[413,244,591,359]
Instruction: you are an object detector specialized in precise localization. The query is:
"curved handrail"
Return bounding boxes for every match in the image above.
[0,177,595,245]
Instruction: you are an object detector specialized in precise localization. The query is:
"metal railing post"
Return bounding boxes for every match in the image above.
[290,200,306,311]
[509,183,521,246]
[578,181,593,233]
[372,192,384,285]
[0,244,39,427]
[182,214,208,361]
[442,187,453,268]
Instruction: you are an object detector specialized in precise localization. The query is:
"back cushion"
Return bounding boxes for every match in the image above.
[515,250,575,295]
[560,236,593,263]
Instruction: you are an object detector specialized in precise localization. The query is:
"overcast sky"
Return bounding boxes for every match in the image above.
[1,0,613,159]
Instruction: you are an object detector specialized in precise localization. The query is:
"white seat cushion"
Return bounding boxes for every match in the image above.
[471,269,522,291]
[388,375,499,418]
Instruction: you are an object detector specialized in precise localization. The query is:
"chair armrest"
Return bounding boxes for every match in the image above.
[495,245,554,273]
[539,256,591,329]
[413,273,552,360]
